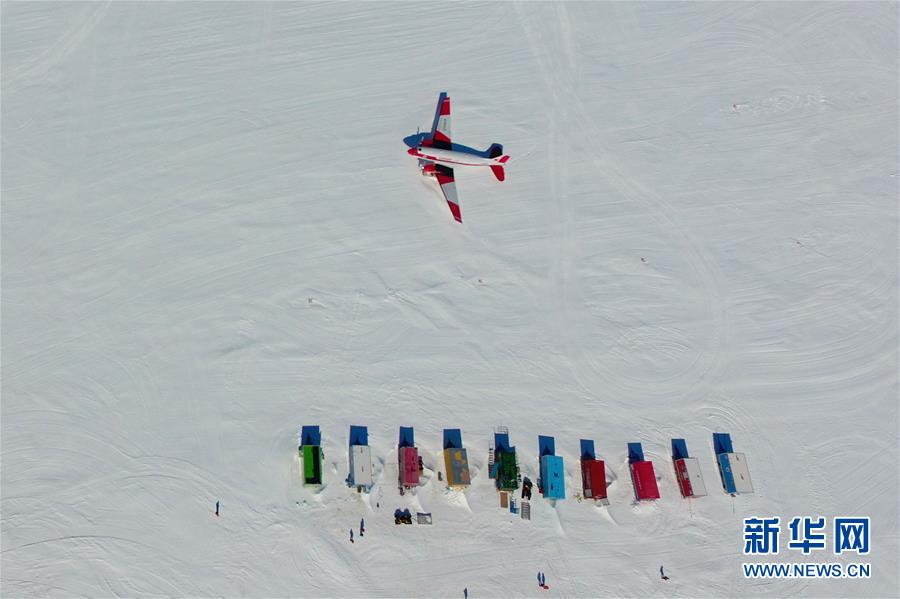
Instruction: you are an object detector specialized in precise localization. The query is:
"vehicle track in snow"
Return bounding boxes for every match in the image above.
[514,3,728,402]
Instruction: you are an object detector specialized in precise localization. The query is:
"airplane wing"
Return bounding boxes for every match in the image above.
[427,92,452,150]
[434,164,461,222]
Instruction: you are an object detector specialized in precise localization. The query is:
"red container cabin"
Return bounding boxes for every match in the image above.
[674,457,707,498]
[628,442,659,501]
[671,439,707,498]
[579,440,609,504]
[630,461,660,500]
[399,446,419,487]
[581,459,608,503]
[398,426,420,488]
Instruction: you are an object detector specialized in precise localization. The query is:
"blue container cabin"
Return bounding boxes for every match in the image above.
[713,433,753,494]
[538,435,565,499]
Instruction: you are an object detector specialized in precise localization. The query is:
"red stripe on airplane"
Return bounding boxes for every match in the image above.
[434,131,451,144]
[447,200,461,222]
[440,98,451,116]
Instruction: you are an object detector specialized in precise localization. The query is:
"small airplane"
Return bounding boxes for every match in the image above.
[407,92,509,222]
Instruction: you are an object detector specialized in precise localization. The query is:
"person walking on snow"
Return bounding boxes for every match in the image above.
[360,518,365,537]
[215,501,219,517]
[463,587,468,599]
[660,565,669,581]
[349,529,354,543]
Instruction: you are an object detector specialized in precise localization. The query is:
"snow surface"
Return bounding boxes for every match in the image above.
[2,2,898,597]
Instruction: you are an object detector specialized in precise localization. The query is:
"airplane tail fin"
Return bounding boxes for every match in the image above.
[490,165,506,182]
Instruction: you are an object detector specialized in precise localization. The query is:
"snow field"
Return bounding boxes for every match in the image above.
[2,2,898,597]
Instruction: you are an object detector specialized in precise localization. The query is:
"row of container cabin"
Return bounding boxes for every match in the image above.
[489,432,752,502]
[299,425,472,491]
[298,426,752,500]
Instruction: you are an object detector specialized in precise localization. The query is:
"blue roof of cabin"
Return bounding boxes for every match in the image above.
[628,442,645,463]
[443,428,463,449]
[300,425,322,447]
[494,432,511,453]
[538,435,556,457]
[399,426,415,448]
[349,425,368,446]
[580,439,596,460]
[671,438,689,460]
[300,425,321,446]
[713,432,733,455]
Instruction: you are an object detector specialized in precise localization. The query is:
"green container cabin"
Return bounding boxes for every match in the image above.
[299,426,323,486]
[302,445,323,485]
[492,431,519,491]
[495,450,519,491]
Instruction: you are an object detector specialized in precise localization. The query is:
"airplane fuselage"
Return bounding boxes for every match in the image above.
[407,146,500,168]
